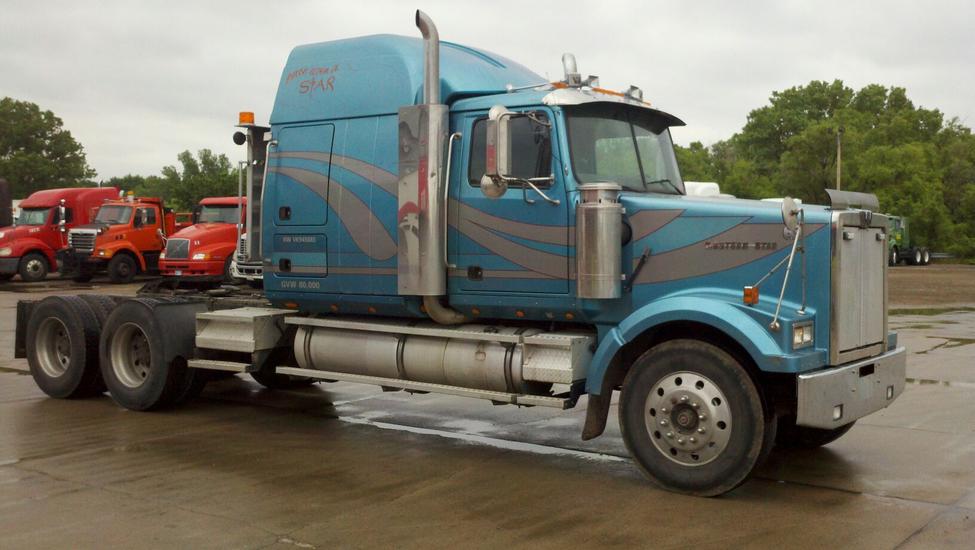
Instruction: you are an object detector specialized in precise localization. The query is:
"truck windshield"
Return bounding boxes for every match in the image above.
[566,104,684,194]
[197,205,240,224]
[94,205,133,225]
[15,208,50,226]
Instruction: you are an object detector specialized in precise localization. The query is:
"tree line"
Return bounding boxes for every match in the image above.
[674,80,975,256]
[0,97,238,211]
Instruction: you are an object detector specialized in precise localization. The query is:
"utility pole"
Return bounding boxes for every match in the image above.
[836,126,844,191]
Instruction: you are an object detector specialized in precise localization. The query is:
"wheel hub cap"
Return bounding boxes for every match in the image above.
[36,317,71,377]
[644,371,732,466]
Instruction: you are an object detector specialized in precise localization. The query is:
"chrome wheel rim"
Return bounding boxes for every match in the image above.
[110,322,151,388]
[36,317,71,378]
[644,371,732,466]
[25,258,44,277]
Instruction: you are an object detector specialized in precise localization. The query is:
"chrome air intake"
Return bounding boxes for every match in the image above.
[576,183,623,299]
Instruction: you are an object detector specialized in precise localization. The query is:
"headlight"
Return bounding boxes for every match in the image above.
[97,249,107,257]
[0,247,11,257]
[792,323,814,349]
[192,253,209,260]
[159,251,166,259]
[0,231,5,239]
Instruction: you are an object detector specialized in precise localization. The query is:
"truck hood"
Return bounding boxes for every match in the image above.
[167,222,238,244]
[0,224,49,243]
[618,193,832,226]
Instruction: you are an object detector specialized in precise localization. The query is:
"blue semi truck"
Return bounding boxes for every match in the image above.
[17,11,905,496]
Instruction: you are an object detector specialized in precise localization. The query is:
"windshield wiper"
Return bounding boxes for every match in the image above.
[645,178,683,195]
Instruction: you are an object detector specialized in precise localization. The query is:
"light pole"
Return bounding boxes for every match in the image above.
[836,126,845,191]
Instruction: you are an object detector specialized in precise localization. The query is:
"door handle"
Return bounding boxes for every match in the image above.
[522,179,560,206]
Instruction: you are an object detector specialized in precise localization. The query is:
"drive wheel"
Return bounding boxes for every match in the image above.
[25,296,103,398]
[776,416,855,448]
[619,339,775,496]
[108,254,137,283]
[921,248,931,265]
[19,252,48,282]
[99,299,199,410]
[889,247,898,266]
[911,248,922,266]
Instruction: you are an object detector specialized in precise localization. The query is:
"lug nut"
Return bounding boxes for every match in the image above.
[698,414,707,421]
[666,432,674,438]
[680,395,689,403]
[697,427,706,434]
[659,419,668,426]
[677,438,685,445]
[689,437,697,443]
[691,402,699,409]
[660,407,668,414]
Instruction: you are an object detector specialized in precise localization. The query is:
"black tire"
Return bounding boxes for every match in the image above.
[910,248,922,266]
[889,247,898,266]
[77,295,123,394]
[222,256,238,284]
[18,252,49,282]
[99,298,199,410]
[251,369,316,390]
[921,248,931,265]
[108,254,137,283]
[25,296,103,398]
[776,416,856,448]
[73,268,94,283]
[619,339,776,497]
[0,273,13,282]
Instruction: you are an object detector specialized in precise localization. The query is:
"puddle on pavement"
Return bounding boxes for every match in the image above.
[917,336,975,354]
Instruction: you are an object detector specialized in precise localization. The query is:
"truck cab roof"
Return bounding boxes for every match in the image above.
[271,34,543,123]
[199,197,246,206]
[19,187,118,209]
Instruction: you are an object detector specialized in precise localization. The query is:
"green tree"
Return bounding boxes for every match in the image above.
[674,141,717,181]
[0,97,96,198]
[159,150,239,210]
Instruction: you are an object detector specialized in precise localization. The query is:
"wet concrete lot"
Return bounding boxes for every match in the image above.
[1,270,974,548]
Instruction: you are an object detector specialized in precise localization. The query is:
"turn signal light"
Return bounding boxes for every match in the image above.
[238,111,255,125]
[743,286,759,305]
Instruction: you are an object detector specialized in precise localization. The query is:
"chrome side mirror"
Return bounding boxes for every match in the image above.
[58,199,67,232]
[480,105,513,198]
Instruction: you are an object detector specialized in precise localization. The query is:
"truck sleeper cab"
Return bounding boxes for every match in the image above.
[159,197,246,283]
[18,12,905,497]
[0,187,119,282]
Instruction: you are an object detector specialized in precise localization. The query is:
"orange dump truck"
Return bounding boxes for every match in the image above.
[59,195,190,283]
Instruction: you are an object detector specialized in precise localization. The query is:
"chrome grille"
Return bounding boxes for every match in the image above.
[165,238,190,259]
[831,212,888,364]
[68,230,97,253]
[237,234,248,259]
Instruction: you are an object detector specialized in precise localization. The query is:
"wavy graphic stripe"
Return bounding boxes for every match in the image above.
[272,152,398,196]
[455,218,567,279]
[271,166,397,261]
[628,209,684,241]
[635,222,825,284]
[449,199,569,246]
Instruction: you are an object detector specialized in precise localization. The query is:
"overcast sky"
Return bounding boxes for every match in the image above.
[2,0,972,181]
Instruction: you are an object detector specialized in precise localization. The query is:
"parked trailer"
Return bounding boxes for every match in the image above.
[17,12,906,496]
[0,187,120,282]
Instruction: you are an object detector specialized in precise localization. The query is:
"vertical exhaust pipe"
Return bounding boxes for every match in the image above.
[416,10,440,105]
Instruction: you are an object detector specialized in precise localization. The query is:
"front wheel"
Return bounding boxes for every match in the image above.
[19,252,49,282]
[108,254,137,283]
[619,340,775,496]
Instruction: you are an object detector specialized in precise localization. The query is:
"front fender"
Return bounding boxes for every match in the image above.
[5,238,56,264]
[585,296,818,395]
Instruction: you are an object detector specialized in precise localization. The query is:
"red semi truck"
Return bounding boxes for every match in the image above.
[0,187,119,282]
[159,197,245,282]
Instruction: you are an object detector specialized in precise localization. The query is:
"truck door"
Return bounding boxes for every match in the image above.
[263,123,334,291]
[450,110,570,294]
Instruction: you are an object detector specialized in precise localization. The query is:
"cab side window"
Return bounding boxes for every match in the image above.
[467,114,552,187]
[137,207,157,226]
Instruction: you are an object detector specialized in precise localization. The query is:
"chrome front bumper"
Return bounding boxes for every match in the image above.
[796,346,906,429]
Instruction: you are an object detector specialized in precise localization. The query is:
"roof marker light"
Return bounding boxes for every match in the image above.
[238,111,255,125]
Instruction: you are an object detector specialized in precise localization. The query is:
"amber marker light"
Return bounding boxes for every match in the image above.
[238,111,255,125]
[743,286,759,305]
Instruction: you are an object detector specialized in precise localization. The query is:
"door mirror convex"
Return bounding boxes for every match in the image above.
[480,105,553,199]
